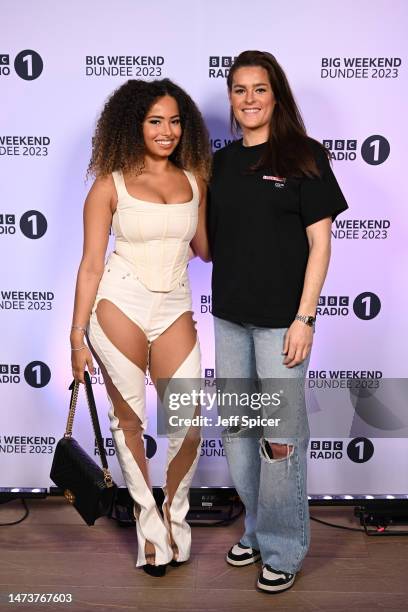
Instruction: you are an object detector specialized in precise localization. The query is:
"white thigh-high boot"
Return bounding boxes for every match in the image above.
[88,312,173,567]
[161,340,202,562]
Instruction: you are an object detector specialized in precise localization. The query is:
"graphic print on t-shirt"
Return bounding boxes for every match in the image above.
[263,175,287,188]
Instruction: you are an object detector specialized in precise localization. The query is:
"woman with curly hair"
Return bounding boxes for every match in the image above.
[70,79,211,577]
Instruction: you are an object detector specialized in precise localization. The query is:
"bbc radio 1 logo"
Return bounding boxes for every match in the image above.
[0,50,43,80]
[310,440,343,459]
[0,362,51,387]
[209,56,236,78]
[323,136,390,165]
[310,438,374,463]
[317,292,381,320]
[0,211,47,238]
[204,368,215,388]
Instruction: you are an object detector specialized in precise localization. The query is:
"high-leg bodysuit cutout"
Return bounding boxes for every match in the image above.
[87,324,157,563]
[95,299,148,371]
[150,312,201,560]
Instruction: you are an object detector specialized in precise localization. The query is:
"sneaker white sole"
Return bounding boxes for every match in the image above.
[257,574,295,593]
[226,552,261,566]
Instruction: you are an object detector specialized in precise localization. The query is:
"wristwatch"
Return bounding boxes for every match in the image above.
[295,314,316,327]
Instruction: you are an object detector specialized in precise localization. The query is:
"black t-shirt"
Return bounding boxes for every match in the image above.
[208,138,348,327]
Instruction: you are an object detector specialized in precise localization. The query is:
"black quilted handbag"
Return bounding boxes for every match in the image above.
[50,371,117,526]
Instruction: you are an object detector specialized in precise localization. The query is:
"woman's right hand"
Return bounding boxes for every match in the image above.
[71,331,95,383]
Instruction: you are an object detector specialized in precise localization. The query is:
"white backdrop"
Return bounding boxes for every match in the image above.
[0,0,407,495]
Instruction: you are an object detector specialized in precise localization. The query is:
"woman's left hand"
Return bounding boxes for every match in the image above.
[282,320,313,368]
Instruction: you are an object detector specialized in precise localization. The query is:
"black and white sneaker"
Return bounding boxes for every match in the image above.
[226,542,261,566]
[257,564,296,593]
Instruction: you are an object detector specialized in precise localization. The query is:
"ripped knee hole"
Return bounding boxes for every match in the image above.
[261,440,294,462]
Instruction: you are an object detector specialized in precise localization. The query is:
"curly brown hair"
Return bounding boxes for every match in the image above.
[88,78,211,181]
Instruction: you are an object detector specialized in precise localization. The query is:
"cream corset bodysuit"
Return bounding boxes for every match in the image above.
[111,169,199,292]
[88,166,203,568]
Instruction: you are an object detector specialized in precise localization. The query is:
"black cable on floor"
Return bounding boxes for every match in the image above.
[310,514,365,532]
[0,498,29,526]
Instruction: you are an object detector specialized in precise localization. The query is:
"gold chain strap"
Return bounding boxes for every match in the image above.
[64,381,79,439]
[64,379,114,488]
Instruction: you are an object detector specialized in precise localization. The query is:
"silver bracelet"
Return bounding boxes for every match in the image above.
[71,345,86,351]
[71,325,87,332]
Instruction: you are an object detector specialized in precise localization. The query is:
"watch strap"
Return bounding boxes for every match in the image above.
[295,314,316,326]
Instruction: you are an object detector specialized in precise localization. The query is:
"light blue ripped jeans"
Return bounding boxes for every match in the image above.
[214,316,310,574]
